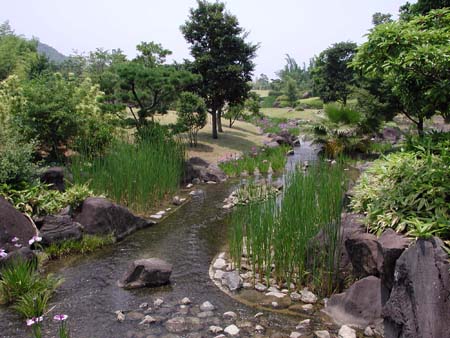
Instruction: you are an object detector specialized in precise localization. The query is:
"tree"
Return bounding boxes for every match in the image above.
[353,9,450,134]
[223,102,245,128]
[312,42,357,105]
[277,54,311,91]
[176,92,207,147]
[245,91,261,116]
[400,0,450,20]
[181,0,257,139]
[112,42,196,129]
[372,12,393,26]
[284,78,298,107]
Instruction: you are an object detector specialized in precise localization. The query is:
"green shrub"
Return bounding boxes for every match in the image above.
[261,95,276,108]
[324,103,361,124]
[351,150,450,239]
[297,97,324,109]
[0,182,92,216]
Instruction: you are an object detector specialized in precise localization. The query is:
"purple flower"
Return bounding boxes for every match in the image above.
[0,249,7,258]
[26,316,43,326]
[11,237,19,243]
[14,243,22,248]
[28,235,42,246]
[53,314,68,321]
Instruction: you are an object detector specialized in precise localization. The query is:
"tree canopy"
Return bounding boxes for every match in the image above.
[181,0,257,139]
[353,9,450,134]
[312,41,357,105]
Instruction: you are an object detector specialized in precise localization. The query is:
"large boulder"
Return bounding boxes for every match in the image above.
[345,233,382,278]
[36,215,83,246]
[118,258,172,289]
[73,197,152,240]
[323,276,384,330]
[381,127,402,143]
[0,197,38,252]
[378,229,410,296]
[40,167,66,191]
[184,157,227,183]
[383,238,450,338]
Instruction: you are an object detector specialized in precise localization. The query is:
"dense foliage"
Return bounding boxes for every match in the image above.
[353,9,450,134]
[351,138,450,239]
[176,92,207,147]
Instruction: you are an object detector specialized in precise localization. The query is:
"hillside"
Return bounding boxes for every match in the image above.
[37,41,66,63]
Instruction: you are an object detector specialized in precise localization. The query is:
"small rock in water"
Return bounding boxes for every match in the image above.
[221,271,243,291]
[223,311,237,320]
[254,312,263,318]
[268,286,280,292]
[243,282,252,289]
[154,298,164,307]
[139,302,149,309]
[200,301,215,312]
[302,304,314,312]
[214,270,224,280]
[364,326,374,337]
[206,181,217,184]
[192,178,201,184]
[198,311,215,318]
[314,331,331,338]
[181,297,191,305]
[165,208,171,212]
[222,203,233,209]
[265,291,287,299]
[139,315,156,325]
[209,325,223,334]
[224,324,240,336]
[255,324,265,332]
[255,283,267,292]
[300,288,318,304]
[296,319,311,330]
[115,310,125,322]
[127,311,144,321]
[186,183,194,188]
[338,325,356,338]
[290,292,302,301]
[271,301,279,308]
[213,258,227,269]
[150,214,163,219]
[290,332,302,338]
[155,210,165,216]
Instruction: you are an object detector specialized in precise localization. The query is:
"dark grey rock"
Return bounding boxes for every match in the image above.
[345,233,382,278]
[0,247,37,272]
[118,258,172,289]
[164,316,202,333]
[323,276,384,330]
[37,215,83,246]
[184,157,227,183]
[383,238,450,338]
[40,166,66,191]
[73,197,153,240]
[0,196,37,252]
[378,229,410,296]
[266,141,280,148]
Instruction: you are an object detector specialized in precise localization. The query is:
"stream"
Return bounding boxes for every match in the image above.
[1,141,325,338]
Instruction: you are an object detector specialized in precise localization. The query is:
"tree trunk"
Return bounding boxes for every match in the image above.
[217,109,223,132]
[229,118,232,128]
[418,116,424,137]
[211,111,218,139]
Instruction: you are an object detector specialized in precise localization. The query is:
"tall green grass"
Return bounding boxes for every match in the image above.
[229,161,346,296]
[71,137,185,213]
[219,146,289,177]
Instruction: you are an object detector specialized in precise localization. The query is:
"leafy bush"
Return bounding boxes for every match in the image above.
[0,182,92,216]
[176,92,207,146]
[351,149,450,239]
[261,95,276,108]
[297,97,324,109]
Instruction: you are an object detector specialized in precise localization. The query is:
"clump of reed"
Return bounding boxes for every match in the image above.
[229,160,346,296]
[218,145,288,177]
[71,136,185,213]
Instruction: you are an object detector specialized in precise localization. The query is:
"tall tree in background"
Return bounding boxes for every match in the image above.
[181,0,257,139]
[353,9,450,135]
[400,0,450,20]
[312,41,357,105]
[372,12,393,26]
[277,54,311,91]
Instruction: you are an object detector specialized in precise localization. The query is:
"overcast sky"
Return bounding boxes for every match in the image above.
[2,0,410,78]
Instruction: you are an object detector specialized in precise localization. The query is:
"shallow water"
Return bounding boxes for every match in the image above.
[0,141,324,338]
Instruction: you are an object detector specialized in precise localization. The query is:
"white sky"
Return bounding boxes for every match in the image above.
[1,0,410,78]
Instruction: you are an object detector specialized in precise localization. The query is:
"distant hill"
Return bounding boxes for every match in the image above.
[37,41,67,63]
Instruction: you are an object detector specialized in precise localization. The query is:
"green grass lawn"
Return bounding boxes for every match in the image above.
[251,89,270,97]
[260,107,322,122]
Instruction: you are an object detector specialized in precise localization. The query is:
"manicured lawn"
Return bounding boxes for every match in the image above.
[251,89,270,97]
[157,111,270,164]
[260,107,322,122]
